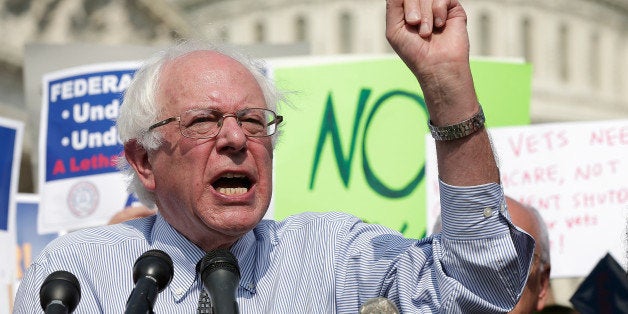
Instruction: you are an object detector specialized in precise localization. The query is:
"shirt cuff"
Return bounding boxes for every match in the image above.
[439,180,509,240]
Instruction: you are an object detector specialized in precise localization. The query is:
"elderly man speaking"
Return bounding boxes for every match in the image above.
[15,0,533,312]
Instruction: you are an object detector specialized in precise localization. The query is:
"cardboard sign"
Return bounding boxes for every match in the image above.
[38,62,140,233]
[0,117,23,285]
[270,56,532,237]
[427,119,628,277]
[15,194,59,282]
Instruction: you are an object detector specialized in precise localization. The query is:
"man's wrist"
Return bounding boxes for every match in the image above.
[428,105,485,141]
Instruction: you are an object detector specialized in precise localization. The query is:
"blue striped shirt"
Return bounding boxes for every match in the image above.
[14,181,533,313]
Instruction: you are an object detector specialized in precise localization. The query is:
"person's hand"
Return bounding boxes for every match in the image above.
[108,205,156,224]
[386,0,498,186]
[385,0,477,126]
[385,0,469,78]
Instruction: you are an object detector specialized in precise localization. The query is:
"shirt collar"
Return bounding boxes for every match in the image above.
[149,214,264,299]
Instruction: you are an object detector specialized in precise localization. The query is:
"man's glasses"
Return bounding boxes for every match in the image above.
[148,107,283,139]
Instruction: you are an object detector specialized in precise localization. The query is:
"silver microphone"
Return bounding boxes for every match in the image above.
[359,297,400,314]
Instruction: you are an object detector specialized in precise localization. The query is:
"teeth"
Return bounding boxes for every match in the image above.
[218,187,248,195]
[223,173,246,179]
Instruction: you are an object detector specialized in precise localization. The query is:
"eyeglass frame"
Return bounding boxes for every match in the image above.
[147,107,283,139]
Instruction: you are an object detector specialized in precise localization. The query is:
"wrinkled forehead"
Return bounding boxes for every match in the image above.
[166,50,243,69]
[160,50,255,86]
[156,50,266,112]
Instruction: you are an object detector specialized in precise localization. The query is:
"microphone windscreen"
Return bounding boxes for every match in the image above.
[199,249,240,278]
[199,249,241,314]
[39,270,81,312]
[132,249,174,292]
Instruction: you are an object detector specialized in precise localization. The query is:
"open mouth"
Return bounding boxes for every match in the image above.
[212,173,252,195]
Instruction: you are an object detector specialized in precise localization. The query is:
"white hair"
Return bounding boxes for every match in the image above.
[116,41,284,207]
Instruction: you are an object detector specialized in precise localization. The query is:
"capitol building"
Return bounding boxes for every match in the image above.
[1,0,627,307]
[182,0,628,123]
[2,0,627,186]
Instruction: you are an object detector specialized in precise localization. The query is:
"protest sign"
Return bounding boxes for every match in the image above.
[270,56,532,237]
[15,194,59,282]
[0,117,23,287]
[38,62,140,233]
[426,119,628,278]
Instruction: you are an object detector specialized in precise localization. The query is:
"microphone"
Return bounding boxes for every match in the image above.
[359,297,400,314]
[125,249,174,314]
[198,249,241,314]
[39,270,81,314]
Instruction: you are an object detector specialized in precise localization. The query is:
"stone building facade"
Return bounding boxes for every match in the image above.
[2,0,627,191]
[181,0,628,123]
[0,0,192,191]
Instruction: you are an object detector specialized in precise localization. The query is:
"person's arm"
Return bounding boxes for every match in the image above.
[385,0,499,185]
[385,0,534,311]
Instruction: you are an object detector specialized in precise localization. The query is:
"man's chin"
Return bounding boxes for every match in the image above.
[213,212,263,233]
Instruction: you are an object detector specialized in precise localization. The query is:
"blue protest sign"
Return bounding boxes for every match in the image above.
[38,62,140,233]
[0,117,23,285]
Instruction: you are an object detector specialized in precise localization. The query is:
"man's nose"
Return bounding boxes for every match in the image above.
[215,115,247,152]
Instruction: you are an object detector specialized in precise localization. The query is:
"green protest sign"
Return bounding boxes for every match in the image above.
[271,56,531,238]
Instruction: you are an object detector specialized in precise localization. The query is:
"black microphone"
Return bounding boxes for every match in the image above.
[39,270,81,314]
[125,249,174,314]
[359,297,400,314]
[198,249,241,314]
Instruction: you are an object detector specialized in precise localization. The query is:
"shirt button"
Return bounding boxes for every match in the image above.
[483,207,493,218]
[174,287,185,296]
[501,201,507,213]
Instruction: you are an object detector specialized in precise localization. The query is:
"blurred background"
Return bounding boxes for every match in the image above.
[1,0,627,309]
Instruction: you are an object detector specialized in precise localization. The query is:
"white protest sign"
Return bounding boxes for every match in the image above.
[427,119,628,278]
[38,62,140,233]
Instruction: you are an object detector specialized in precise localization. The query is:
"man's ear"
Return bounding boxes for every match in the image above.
[536,265,552,311]
[124,140,156,191]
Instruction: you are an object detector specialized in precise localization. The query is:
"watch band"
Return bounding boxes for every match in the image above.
[428,105,485,141]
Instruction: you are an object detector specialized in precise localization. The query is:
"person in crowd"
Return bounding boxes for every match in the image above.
[14,0,533,312]
[506,197,552,313]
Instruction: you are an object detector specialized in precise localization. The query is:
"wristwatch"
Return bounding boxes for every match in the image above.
[428,106,485,141]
